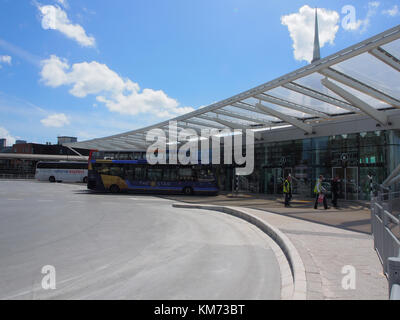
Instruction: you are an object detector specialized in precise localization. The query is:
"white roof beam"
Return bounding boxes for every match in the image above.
[213,117,248,130]
[283,82,358,113]
[321,77,388,125]
[320,67,400,107]
[115,138,148,148]
[198,114,251,130]
[255,102,314,134]
[185,119,225,129]
[369,47,400,72]
[197,115,232,128]
[230,102,278,118]
[119,135,147,142]
[231,103,282,122]
[213,109,272,125]
[255,93,329,118]
[157,125,200,138]
[175,123,203,134]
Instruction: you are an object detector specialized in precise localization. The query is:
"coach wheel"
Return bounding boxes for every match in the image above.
[83,176,88,184]
[110,184,120,194]
[49,176,56,183]
[183,186,193,195]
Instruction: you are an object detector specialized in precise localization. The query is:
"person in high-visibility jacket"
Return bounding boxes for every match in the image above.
[283,175,292,207]
[314,175,328,210]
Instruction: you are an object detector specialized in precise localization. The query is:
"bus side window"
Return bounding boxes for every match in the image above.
[125,167,135,181]
[147,168,162,181]
[98,164,110,175]
[178,168,193,181]
[134,167,146,180]
[110,166,124,177]
[197,168,214,181]
[163,167,177,181]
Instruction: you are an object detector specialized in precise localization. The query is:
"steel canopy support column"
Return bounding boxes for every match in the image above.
[321,77,388,125]
[255,102,314,134]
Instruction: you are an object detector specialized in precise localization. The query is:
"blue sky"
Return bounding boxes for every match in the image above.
[0,0,399,145]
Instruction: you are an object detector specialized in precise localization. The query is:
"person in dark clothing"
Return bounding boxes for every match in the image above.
[283,175,292,207]
[331,176,339,208]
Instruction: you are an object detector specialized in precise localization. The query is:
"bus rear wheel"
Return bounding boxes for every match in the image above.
[83,176,88,184]
[183,186,193,195]
[49,176,56,183]
[110,184,120,194]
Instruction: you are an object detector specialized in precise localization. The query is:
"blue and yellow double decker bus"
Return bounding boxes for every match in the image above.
[87,151,219,195]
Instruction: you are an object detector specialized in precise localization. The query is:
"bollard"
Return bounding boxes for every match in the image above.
[388,257,400,299]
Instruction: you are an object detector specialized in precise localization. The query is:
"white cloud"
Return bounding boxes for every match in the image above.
[0,127,16,146]
[0,55,12,67]
[383,5,399,17]
[40,55,194,118]
[281,5,340,63]
[343,2,380,33]
[57,0,69,9]
[40,113,70,127]
[38,4,95,47]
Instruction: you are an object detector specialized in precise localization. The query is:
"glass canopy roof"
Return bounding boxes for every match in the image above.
[66,25,400,151]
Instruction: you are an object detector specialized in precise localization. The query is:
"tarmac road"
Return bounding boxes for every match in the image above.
[0,181,281,300]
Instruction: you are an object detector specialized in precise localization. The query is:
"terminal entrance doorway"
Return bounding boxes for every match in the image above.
[265,167,300,195]
[332,167,359,200]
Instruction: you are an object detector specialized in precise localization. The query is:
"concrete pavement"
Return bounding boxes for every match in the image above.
[0,181,281,300]
[161,193,372,234]
[167,193,388,299]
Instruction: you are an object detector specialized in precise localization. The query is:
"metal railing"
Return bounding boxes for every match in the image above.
[371,175,400,300]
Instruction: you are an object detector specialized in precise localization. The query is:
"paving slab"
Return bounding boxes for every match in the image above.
[166,193,388,299]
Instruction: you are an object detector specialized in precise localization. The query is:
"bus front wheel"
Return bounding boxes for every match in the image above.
[183,187,193,195]
[110,184,120,193]
[49,176,56,183]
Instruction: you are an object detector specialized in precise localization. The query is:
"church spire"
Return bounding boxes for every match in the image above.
[311,8,321,63]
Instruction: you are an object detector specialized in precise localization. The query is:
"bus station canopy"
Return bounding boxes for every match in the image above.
[65,25,400,151]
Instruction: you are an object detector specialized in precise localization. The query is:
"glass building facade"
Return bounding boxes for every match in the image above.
[218,129,400,200]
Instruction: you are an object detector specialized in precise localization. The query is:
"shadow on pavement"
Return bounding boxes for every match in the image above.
[159,193,372,235]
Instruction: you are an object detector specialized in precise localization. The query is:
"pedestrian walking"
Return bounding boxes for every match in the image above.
[314,175,328,210]
[331,176,339,208]
[283,175,292,207]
